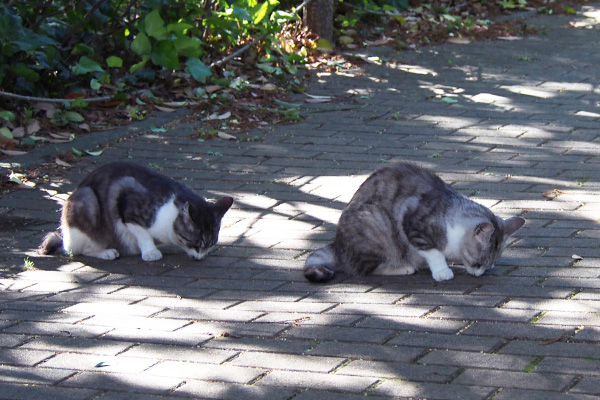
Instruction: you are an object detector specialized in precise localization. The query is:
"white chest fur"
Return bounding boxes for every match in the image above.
[444,222,466,258]
[148,197,179,244]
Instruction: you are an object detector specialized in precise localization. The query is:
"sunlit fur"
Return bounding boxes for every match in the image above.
[304,162,525,283]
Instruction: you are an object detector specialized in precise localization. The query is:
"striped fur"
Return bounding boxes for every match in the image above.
[304,162,525,283]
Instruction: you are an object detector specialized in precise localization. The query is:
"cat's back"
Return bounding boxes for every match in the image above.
[76,162,186,197]
[349,162,452,206]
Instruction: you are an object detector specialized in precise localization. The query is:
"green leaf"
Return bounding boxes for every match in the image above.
[130,58,149,73]
[185,58,212,80]
[144,10,168,40]
[106,56,123,68]
[0,127,13,139]
[150,125,167,133]
[173,36,201,58]
[0,111,15,122]
[90,78,102,90]
[441,97,458,103]
[273,99,301,108]
[72,147,83,156]
[167,22,194,34]
[9,65,40,82]
[21,137,35,145]
[94,362,110,368]
[85,149,104,156]
[71,43,95,55]
[72,56,104,75]
[63,111,84,122]
[151,41,179,70]
[250,0,279,24]
[316,38,333,52]
[131,33,152,56]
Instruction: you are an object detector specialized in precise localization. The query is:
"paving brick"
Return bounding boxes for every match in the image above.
[228,351,345,373]
[356,316,468,333]
[453,369,575,391]
[372,380,494,400]
[430,306,539,323]
[337,359,454,382]
[203,336,313,355]
[571,377,600,396]
[535,356,600,377]
[309,341,423,362]
[0,348,55,366]
[256,370,377,393]
[0,382,99,400]
[418,349,534,371]
[172,380,297,399]
[461,321,577,341]
[20,336,135,356]
[39,353,157,374]
[499,340,600,359]
[0,365,77,385]
[144,360,266,383]
[387,332,503,352]
[282,325,395,344]
[60,371,182,394]
[120,343,237,364]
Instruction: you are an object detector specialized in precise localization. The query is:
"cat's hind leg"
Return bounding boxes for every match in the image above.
[62,227,120,260]
[338,204,415,276]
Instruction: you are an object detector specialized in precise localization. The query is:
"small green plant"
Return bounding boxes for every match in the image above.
[23,257,35,270]
[530,311,547,325]
[522,355,544,373]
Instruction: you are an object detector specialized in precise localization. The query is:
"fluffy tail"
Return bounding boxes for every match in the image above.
[38,231,63,255]
[304,244,336,283]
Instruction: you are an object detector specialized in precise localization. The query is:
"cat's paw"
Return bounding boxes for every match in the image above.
[98,249,119,260]
[142,248,163,262]
[432,268,454,282]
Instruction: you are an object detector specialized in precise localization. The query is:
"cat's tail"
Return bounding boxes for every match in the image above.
[38,231,63,255]
[304,244,336,283]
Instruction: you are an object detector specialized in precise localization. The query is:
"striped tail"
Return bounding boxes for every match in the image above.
[304,244,336,283]
[38,231,63,255]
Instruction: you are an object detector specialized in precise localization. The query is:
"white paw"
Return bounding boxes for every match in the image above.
[397,265,417,275]
[142,248,163,262]
[432,267,454,282]
[99,249,119,260]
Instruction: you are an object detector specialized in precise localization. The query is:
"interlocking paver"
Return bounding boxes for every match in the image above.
[1,5,600,399]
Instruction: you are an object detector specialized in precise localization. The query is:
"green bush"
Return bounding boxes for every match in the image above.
[0,0,300,97]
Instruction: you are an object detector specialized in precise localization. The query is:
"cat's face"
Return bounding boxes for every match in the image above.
[174,197,233,260]
[461,217,525,277]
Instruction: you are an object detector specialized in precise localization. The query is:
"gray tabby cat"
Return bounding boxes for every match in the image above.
[39,161,233,262]
[305,162,525,282]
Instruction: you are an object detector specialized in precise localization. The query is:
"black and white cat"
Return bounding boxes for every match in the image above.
[304,162,525,283]
[39,161,233,262]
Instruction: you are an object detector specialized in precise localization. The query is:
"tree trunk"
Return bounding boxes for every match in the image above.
[303,0,334,43]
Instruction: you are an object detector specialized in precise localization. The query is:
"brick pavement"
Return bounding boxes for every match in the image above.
[1,5,600,400]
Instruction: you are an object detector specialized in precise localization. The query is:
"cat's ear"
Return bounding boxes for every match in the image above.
[503,216,525,237]
[474,222,495,244]
[181,202,195,230]
[214,197,234,219]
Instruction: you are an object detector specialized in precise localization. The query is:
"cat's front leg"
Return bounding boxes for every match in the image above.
[418,249,454,281]
[125,223,163,261]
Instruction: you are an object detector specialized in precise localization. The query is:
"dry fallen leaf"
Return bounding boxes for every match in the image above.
[11,127,25,138]
[0,149,28,156]
[26,120,41,135]
[155,105,176,113]
[571,254,583,261]
[55,158,72,167]
[447,37,471,44]
[217,131,236,140]
[205,85,222,94]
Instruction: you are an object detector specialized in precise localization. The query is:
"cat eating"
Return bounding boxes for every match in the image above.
[39,161,233,262]
[304,162,525,283]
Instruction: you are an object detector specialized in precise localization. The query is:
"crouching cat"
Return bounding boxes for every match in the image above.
[304,162,525,283]
[39,161,233,262]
